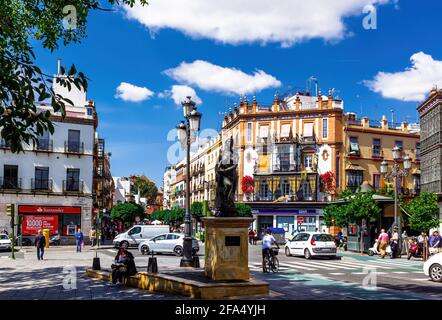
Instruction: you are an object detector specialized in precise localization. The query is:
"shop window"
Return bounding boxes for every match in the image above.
[62,214,81,236]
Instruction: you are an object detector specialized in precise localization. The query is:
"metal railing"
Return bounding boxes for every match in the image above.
[0,177,22,190]
[31,178,53,191]
[0,140,11,149]
[64,141,85,154]
[63,180,84,193]
[35,139,53,152]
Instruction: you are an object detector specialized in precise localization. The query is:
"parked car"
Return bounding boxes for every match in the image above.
[113,225,170,248]
[138,233,199,256]
[284,232,337,259]
[14,236,33,247]
[0,234,12,251]
[423,252,442,282]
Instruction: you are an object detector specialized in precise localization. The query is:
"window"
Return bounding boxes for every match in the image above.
[346,171,363,192]
[372,138,381,157]
[247,122,252,142]
[68,130,80,152]
[167,234,179,240]
[281,124,291,138]
[335,155,340,188]
[373,173,381,191]
[66,168,80,191]
[415,143,421,161]
[37,130,50,151]
[3,165,18,189]
[35,167,49,190]
[395,140,403,151]
[303,122,313,137]
[349,136,360,156]
[413,175,420,194]
[281,179,290,195]
[259,181,269,200]
[128,227,141,235]
[153,234,167,241]
[304,155,313,169]
[322,119,328,138]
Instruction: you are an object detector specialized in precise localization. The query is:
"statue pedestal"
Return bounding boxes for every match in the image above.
[201,217,254,281]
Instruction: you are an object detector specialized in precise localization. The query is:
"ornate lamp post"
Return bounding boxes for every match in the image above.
[380,146,412,255]
[176,96,202,267]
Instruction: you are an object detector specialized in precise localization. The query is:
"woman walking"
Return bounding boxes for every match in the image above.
[378,229,389,258]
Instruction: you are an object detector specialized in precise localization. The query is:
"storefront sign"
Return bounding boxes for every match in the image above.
[22,215,58,235]
[18,205,81,214]
[297,217,304,223]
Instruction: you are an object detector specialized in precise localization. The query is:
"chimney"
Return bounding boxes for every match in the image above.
[317,91,323,109]
[361,117,369,128]
[295,93,301,111]
[401,121,409,132]
[327,89,333,109]
[252,95,257,113]
[381,115,388,130]
[272,92,279,112]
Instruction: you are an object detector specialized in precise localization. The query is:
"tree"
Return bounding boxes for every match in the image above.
[236,203,253,217]
[110,202,145,223]
[0,0,148,152]
[190,201,204,221]
[403,192,440,233]
[130,175,158,205]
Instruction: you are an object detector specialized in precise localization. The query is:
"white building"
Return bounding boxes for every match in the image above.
[0,72,96,243]
[163,166,176,209]
[113,176,131,204]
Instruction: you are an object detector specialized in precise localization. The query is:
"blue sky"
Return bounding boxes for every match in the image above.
[35,0,442,186]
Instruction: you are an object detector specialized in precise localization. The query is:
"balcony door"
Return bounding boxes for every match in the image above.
[37,130,50,150]
[66,168,80,191]
[35,167,49,190]
[3,165,18,189]
[68,130,80,152]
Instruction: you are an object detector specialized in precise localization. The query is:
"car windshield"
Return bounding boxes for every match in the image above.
[0,235,8,240]
[312,234,334,242]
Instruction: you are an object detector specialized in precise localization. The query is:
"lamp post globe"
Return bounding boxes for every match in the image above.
[189,110,202,132]
[182,96,196,117]
[403,155,412,170]
[392,146,401,160]
[380,160,388,175]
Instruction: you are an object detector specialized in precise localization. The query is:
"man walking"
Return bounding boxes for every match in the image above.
[34,230,46,260]
[75,228,84,252]
[390,226,399,259]
[89,228,96,247]
[378,228,389,258]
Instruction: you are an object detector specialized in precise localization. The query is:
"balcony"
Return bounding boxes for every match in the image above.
[31,179,53,192]
[35,139,53,152]
[0,177,22,190]
[251,172,319,202]
[371,148,384,159]
[0,140,11,149]
[64,141,85,154]
[63,180,84,193]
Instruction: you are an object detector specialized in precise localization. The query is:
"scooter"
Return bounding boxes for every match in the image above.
[49,234,61,246]
[408,239,438,260]
[368,239,392,256]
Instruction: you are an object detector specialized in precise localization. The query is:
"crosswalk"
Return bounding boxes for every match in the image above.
[249,257,423,275]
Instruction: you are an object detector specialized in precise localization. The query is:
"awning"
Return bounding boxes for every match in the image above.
[345,163,365,171]
[411,168,421,175]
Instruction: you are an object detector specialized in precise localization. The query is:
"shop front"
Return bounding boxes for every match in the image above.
[18,205,82,238]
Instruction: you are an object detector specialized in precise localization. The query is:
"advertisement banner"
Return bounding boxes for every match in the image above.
[22,215,58,235]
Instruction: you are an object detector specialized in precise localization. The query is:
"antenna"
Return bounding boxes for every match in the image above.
[390,109,395,128]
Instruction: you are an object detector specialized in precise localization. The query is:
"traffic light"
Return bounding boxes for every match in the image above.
[6,204,14,216]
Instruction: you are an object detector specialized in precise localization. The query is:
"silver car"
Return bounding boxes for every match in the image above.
[138,233,199,256]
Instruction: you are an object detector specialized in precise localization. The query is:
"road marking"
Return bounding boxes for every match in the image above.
[392,271,408,274]
[293,260,337,270]
[276,261,319,271]
[107,249,116,253]
[329,272,345,275]
[340,260,391,269]
[316,261,358,269]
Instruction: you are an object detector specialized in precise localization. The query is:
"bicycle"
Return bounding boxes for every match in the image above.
[263,247,280,273]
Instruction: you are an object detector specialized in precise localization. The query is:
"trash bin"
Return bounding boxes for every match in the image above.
[267,227,286,244]
[42,229,50,248]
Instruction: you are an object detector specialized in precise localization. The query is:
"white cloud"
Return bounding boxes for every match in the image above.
[161,85,202,105]
[115,82,154,102]
[164,60,281,95]
[123,0,393,47]
[364,52,442,102]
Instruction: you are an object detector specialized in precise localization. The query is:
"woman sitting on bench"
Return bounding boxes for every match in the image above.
[112,249,137,285]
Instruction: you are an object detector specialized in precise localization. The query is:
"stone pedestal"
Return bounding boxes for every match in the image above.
[201,217,254,281]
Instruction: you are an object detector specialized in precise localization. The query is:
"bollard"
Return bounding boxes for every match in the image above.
[92,251,101,270]
[42,229,50,248]
[147,250,158,273]
[192,255,200,268]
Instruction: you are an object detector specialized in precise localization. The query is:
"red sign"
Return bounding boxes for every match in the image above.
[18,206,81,214]
[297,217,304,223]
[22,215,59,235]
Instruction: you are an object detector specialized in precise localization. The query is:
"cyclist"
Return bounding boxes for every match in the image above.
[262,229,280,272]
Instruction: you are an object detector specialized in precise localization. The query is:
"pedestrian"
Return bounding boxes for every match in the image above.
[89,228,96,247]
[75,228,84,252]
[402,230,408,238]
[1,227,8,235]
[390,226,399,259]
[378,228,389,258]
[101,228,106,245]
[248,229,254,245]
[429,231,442,253]
[253,230,258,245]
[112,250,137,285]
[34,229,46,260]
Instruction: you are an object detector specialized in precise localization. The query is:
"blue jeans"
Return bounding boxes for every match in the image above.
[76,240,82,252]
[37,247,44,260]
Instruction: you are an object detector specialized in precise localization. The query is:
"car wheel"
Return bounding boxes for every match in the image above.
[329,255,337,260]
[120,241,129,249]
[429,263,442,282]
[140,245,149,255]
[285,247,292,257]
[304,249,312,260]
[368,250,374,256]
[174,245,183,256]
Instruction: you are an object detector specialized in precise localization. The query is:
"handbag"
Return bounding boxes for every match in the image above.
[119,266,128,273]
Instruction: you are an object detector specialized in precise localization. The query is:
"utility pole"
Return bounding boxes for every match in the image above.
[6,204,15,259]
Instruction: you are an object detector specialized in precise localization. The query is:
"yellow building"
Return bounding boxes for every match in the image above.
[343,112,421,195]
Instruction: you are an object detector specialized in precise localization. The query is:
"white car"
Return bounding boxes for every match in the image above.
[138,233,199,256]
[424,252,442,282]
[284,232,337,259]
[0,234,12,251]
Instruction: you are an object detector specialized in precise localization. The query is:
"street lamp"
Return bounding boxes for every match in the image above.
[176,96,202,267]
[380,151,412,256]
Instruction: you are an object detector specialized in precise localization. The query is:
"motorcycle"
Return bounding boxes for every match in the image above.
[368,239,392,256]
[408,239,438,260]
[49,234,61,246]
[14,236,33,246]
[335,236,348,251]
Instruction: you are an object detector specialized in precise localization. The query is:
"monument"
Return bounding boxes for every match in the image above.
[202,136,255,281]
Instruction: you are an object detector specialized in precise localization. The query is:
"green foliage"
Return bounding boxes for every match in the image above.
[236,203,253,217]
[323,191,381,227]
[403,192,440,233]
[130,175,158,205]
[151,208,185,225]
[110,202,145,222]
[0,0,148,152]
[190,202,204,221]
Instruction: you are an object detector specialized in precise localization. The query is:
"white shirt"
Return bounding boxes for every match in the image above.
[262,234,276,249]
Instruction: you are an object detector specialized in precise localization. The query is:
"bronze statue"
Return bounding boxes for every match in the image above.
[215,136,238,217]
